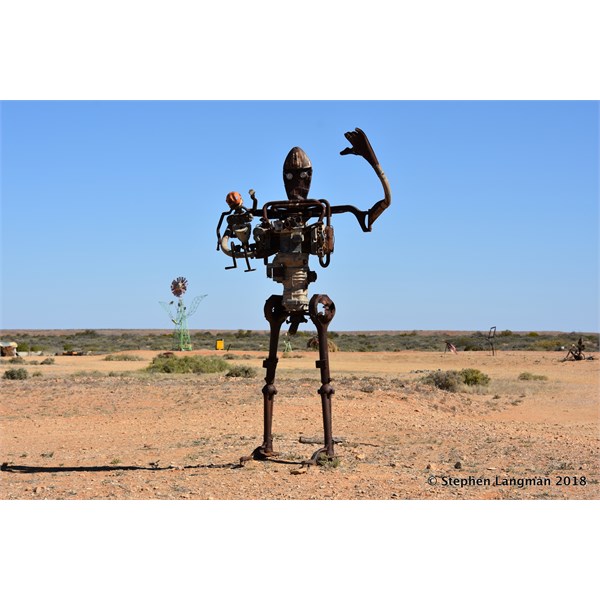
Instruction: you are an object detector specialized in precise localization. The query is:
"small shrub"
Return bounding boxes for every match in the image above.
[40,357,55,365]
[9,356,25,364]
[32,371,43,377]
[317,455,340,469]
[460,368,490,386]
[104,354,144,361]
[422,369,490,391]
[3,368,29,380]
[527,332,539,337]
[421,370,463,392]
[226,365,258,378]
[462,342,485,351]
[307,337,339,352]
[518,372,548,381]
[534,340,565,351]
[146,355,229,374]
[224,353,254,360]
[72,370,103,377]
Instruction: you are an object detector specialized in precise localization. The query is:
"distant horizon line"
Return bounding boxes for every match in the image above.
[1,328,598,335]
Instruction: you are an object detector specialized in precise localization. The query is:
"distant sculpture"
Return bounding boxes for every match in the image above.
[486,326,496,356]
[159,277,206,351]
[444,341,457,354]
[564,337,586,361]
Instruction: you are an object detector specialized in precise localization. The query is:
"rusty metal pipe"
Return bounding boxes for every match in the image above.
[259,296,288,458]
[308,294,336,461]
[219,234,256,260]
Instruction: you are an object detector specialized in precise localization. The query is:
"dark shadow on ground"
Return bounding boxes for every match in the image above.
[250,457,305,465]
[0,461,245,474]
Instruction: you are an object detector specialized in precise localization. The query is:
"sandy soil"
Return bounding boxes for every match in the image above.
[1,350,598,500]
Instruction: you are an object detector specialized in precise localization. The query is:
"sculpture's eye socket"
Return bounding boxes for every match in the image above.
[285,172,293,180]
[299,171,309,179]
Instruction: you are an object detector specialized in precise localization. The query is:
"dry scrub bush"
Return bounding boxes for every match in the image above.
[421,370,463,392]
[226,365,258,378]
[518,372,548,381]
[146,355,229,374]
[104,354,144,361]
[422,369,490,392]
[3,368,29,380]
[306,337,339,352]
[460,368,491,386]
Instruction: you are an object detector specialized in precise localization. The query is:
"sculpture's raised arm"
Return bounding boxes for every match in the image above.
[333,127,392,232]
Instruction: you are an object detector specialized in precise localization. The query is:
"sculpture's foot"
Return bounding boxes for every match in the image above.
[239,446,279,466]
[303,446,335,467]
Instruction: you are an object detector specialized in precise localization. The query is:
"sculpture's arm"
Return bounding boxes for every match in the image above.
[336,128,392,232]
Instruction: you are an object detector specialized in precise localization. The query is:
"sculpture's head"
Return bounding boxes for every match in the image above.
[283,146,312,200]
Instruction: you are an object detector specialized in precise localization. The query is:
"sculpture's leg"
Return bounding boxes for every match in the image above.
[305,294,336,465]
[240,295,288,464]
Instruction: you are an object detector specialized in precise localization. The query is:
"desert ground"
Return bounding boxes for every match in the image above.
[1,349,598,500]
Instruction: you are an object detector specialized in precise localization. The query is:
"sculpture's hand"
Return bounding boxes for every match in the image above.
[340,127,379,169]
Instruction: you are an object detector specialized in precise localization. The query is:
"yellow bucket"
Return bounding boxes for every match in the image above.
[215,339,225,350]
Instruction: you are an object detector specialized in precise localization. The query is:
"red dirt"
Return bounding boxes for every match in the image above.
[1,350,598,499]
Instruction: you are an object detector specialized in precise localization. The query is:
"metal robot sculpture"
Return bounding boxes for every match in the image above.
[216,128,392,466]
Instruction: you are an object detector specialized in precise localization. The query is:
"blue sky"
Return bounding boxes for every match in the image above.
[1,100,598,331]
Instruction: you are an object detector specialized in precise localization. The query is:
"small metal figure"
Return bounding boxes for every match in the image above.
[564,337,585,361]
[487,326,496,356]
[444,341,457,354]
[216,128,391,466]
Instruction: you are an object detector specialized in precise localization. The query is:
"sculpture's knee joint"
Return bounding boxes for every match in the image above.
[319,383,335,398]
[262,383,278,398]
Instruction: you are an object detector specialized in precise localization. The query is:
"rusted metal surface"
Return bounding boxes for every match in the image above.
[170,277,188,297]
[240,295,288,464]
[283,146,312,201]
[218,128,392,466]
[306,294,336,464]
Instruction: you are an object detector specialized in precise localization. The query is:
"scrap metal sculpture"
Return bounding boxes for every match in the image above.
[564,337,586,361]
[486,326,496,356]
[472,327,496,355]
[216,128,391,466]
[444,340,457,354]
[159,277,207,351]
